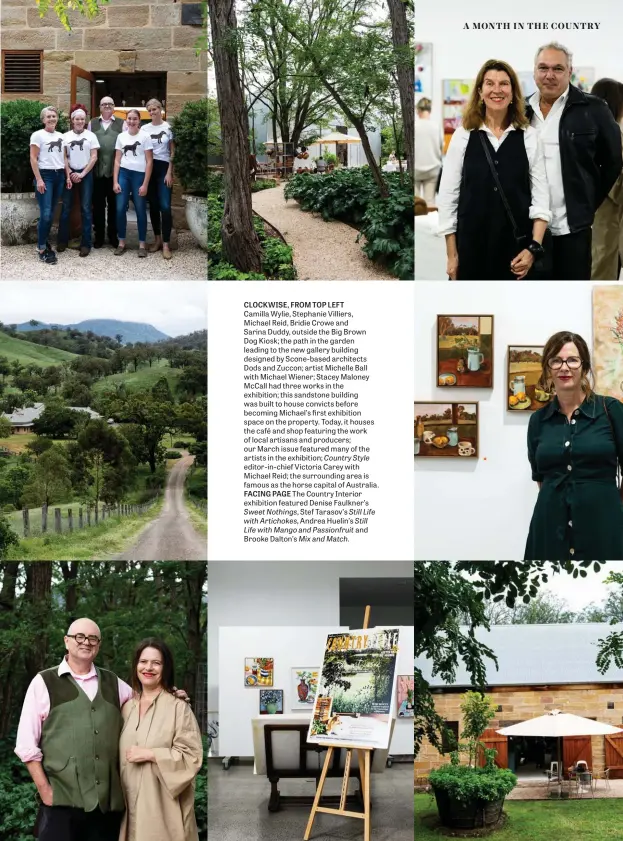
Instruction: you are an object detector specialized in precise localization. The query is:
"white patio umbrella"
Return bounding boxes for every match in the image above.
[497,710,623,797]
[316,132,362,167]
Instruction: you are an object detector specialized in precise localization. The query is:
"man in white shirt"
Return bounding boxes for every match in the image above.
[526,41,622,280]
[414,98,443,206]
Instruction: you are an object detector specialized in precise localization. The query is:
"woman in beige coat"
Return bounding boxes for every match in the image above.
[119,638,203,841]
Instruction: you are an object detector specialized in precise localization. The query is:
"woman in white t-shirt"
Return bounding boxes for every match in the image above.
[29,106,66,264]
[143,98,176,260]
[113,109,153,257]
[58,104,100,257]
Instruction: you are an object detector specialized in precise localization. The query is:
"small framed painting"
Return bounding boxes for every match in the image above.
[244,657,274,687]
[437,315,494,388]
[259,689,284,714]
[507,346,549,411]
[291,668,319,710]
[414,402,478,458]
[396,676,414,717]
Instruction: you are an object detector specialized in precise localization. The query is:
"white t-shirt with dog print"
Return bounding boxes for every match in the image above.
[29,129,65,169]
[63,129,100,171]
[141,121,174,163]
[115,130,154,173]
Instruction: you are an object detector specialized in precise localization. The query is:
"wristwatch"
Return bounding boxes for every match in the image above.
[527,240,545,258]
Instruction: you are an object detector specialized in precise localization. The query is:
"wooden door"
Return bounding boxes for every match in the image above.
[478,728,508,769]
[71,65,95,117]
[562,736,592,771]
[605,733,623,779]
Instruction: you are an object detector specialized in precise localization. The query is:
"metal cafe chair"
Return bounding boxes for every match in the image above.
[576,770,595,798]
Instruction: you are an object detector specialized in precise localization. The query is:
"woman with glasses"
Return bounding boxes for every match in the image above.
[89,97,124,249]
[438,58,551,279]
[524,331,623,561]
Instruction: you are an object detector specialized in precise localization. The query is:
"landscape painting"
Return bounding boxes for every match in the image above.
[396,675,414,717]
[291,668,319,710]
[437,315,494,388]
[593,286,623,401]
[259,689,284,715]
[307,628,399,750]
[245,657,274,687]
[414,402,478,458]
[507,346,549,411]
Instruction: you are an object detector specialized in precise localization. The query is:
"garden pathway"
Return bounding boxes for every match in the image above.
[252,183,395,281]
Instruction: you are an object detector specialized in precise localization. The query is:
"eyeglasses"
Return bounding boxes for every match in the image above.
[547,356,582,370]
[67,633,101,645]
[100,103,114,108]
[536,65,567,75]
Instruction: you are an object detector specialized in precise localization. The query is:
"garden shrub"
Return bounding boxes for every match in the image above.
[171,99,208,195]
[357,190,414,280]
[0,100,69,193]
[251,178,277,192]
[165,450,182,459]
[173,440,188,448]
[428,765,517,803]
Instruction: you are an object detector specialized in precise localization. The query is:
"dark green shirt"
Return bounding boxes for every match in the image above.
[525,393,623,560]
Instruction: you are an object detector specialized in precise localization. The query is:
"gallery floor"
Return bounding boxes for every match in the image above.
[207,758,414,840]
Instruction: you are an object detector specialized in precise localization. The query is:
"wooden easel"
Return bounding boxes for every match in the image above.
[303,605,373,841]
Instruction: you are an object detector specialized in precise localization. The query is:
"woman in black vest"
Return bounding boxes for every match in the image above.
[438,59,552,280]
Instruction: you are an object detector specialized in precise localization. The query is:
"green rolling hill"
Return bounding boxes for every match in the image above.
[0,332,77,366]
[92,360,183,395]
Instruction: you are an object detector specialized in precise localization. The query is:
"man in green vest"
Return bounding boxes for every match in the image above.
[16,617,129,840]
[89,97,124,249]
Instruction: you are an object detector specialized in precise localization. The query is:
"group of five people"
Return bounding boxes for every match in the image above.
[29,96,175,265]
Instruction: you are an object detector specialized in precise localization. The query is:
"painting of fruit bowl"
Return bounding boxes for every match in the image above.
[507,346,547,411]
[414,402,478,458]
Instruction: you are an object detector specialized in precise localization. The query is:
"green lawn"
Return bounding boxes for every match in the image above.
[5,499,100,537]
[0,333,77,366]
[415,793,623,839]
[92,360,183,395]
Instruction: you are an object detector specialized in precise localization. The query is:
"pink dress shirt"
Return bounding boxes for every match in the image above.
[15,658,133,763]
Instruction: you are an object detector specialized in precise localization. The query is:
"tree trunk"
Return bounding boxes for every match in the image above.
[60,562,79,614]
[182,562,206,705]
[24,563,53,683]
[387,0,414,177]
[208,0,263,273]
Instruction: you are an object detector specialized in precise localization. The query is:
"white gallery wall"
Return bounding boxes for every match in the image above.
[416,0,623,127]
[414,281,618,560]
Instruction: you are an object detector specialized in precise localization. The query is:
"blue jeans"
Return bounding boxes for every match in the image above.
[58,170,93,247]
[34,169,65,251]
[116,168,147,241]
[147,159,173,242]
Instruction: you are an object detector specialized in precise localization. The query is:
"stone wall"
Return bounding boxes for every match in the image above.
[1,0,207,229]
[415,684,623,778]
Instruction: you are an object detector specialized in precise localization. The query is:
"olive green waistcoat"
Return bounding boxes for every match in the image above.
[90,118,123,179]
[40,666,124,813]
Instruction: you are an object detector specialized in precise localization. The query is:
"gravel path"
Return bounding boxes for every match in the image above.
[0,231,207,280]
[115,453,206,561]
[252,183,395,280]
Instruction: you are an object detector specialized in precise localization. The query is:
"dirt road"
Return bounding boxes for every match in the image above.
[116,453,206,561]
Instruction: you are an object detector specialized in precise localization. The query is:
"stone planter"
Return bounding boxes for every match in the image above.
[433,788,505,830]
[183,194,207,251]
[1,192,40,245]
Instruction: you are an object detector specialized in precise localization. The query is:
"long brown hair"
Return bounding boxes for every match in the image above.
[463,59,529,131]
[538,331,594,398]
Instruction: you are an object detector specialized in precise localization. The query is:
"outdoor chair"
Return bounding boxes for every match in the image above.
[594,768,611,791]
[576,771,594,798]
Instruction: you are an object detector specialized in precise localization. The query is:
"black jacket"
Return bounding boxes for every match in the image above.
[526,84,623,233]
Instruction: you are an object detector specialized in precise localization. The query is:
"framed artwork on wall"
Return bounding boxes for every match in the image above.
[437,315,494,387]
[291,668,319,710]
[415,42,433,100]
[593,286,623,400]
[259,689,284,714]
[507,346,549,411]
[414,402,478,458]
[244,657,274,687]
[396,676,414,717]
[442,78,474,152]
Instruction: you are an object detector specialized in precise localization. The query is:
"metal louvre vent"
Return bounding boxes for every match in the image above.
[2,52,42,93]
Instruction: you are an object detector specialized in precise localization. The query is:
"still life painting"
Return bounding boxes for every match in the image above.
[245,657,274,687]
[437,315,494,388]
[593,286,623,401]
[396,676,414,717]
[259,689,284,714]
[291,668,319,710]
[507,346,547,411]
[414,402,478,458]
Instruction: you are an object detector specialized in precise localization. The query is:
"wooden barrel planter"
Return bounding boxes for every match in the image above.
[433,788,505,829]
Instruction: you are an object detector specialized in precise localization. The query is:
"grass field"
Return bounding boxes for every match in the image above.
[4,498,164,561]
[415,793,623,840]
[5,499,102,536]
[92,360,183,395]
[0,333,77,366]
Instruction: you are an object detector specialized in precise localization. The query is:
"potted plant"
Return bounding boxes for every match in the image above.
[0,100,69,245]
[172,98,208,250]
[429,691,517,830]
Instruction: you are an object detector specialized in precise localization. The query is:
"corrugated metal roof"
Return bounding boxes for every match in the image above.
[416,623,623,687]
[2,404,102,425]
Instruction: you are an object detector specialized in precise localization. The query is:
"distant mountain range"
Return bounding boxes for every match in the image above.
[15,319,170,344]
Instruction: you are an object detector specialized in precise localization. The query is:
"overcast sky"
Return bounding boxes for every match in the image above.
[539,561,622,611]
[1,282,207,338]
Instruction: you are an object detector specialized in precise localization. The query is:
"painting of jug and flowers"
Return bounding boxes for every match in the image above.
[507,345,550,411]
[414,402,478,458]
[437,315,493,388]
